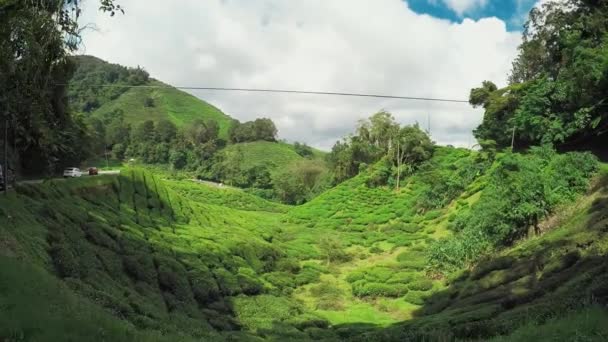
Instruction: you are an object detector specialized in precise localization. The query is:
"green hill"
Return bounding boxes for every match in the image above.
[93,80,234,138]
[1,147,606,340]
[69,55,234,138]
[221,141,311,171]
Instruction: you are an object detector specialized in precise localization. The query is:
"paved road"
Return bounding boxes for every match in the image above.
[17,170,121,185]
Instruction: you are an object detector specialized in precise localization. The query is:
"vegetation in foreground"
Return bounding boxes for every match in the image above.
[2,0,608,340]
[1,149,607,340]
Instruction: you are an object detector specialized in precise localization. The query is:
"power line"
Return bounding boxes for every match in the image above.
[58,83,470,103]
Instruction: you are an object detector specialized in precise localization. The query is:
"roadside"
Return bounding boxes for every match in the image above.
[10,170,121,187]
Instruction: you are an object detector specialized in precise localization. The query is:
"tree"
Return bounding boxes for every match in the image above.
[392,124,434,190]
[318,237,350,265]
[185,119,219,145]
[272,160,328,204]
[132,120,156,144]
[228,118,278,143]
[156,119,177,143]
[252,118,277,141]
[106,117,131,146]
[472,0,608,150]
[111,143,126,160]
[294,142,314,158]
[0,1,123,174]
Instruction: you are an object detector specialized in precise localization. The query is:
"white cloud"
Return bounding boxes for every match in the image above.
[441,0,489,15]
[78,0,520,150]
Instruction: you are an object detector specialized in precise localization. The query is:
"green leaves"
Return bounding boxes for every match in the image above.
[474,0,608,149]
[429,148,599,273]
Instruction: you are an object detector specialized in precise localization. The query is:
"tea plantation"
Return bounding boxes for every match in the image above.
[1,147,607,341]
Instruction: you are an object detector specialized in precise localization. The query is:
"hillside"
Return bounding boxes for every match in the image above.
[69,55,234,138]
[221,141,314,171]
[93,80,234,138]
[2,148,606,340]
[70,55,327,188]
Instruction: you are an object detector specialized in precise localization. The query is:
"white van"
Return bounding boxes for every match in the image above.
[63,167,82,178]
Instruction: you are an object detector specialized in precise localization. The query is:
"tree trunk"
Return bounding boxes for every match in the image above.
[396,142,401,191]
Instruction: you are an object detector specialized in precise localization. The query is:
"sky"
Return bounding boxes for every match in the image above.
[78,0,542,150]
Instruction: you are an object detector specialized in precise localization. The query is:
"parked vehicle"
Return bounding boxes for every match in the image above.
[88,167,99,176]
[63,167,82,178]
[0,164,15,190]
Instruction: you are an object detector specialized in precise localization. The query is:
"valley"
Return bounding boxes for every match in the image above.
[1,147,607,341]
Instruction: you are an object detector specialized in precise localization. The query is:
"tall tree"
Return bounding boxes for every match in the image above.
[472,0,608,150]
[0,0,122,174]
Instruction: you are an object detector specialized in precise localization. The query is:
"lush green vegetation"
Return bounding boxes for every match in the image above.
[471,0,608,152]
[1,154,606,341]
[3,0,608,340]
[70,56,233,138]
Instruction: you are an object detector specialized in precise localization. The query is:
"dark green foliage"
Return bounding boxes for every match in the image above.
[189,269,220,304]
[49,243,81,278]
[237,270,264,295]
[213,268,242,296]
[473,0,608,149]
[155,256,194,302]
[407,279,434,292]
[228,118,277,143]
[470,256,516,280]
[263,272,296,291]
[272,160,329,204]
[327,111,434,185]
[429,149,598,272]
[123,254,157,284]
[69,56,149,113]
[404,291,428,305]
[294,142,314,158]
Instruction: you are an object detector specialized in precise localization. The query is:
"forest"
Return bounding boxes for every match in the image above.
[1,0,608,341]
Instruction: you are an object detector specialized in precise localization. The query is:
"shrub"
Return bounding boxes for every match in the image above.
[49,243,80,278]
[155,256,193,301]
[470,256,516,280]
[542,251,580,275]
[237,272,264,295]
[387,272,416,284]
[123,254,157,284]
[310,280,344,310]
[430,150,598,272]
[275,258,301,273]
[365,267,393,282]
[369,246,384,254]
[408,279,434,292]
[189,269,220,304]
[345,271,366,283]
[352,282,409,298]
[404,291,428,305]
[295,267,322,286]
[264,272,296,290]
[213,268,242,296]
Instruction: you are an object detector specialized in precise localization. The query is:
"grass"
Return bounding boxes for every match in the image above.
[490,306,608,342]
[92,80,233,139]
[1,152,607,340]
[220,141,313,171]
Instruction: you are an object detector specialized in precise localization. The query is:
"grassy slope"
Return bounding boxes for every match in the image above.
[356,165,608,341]
[92,80,233,139]
[0,172,302,340]
[221,141,314,171]
[2,152,607,341]
[167,179,289,213]
[281,147,483,325]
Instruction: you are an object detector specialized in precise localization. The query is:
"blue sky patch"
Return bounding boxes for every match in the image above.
[405,0,538,31]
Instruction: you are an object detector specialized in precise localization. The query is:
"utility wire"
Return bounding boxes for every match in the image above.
[57,83,470,103]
